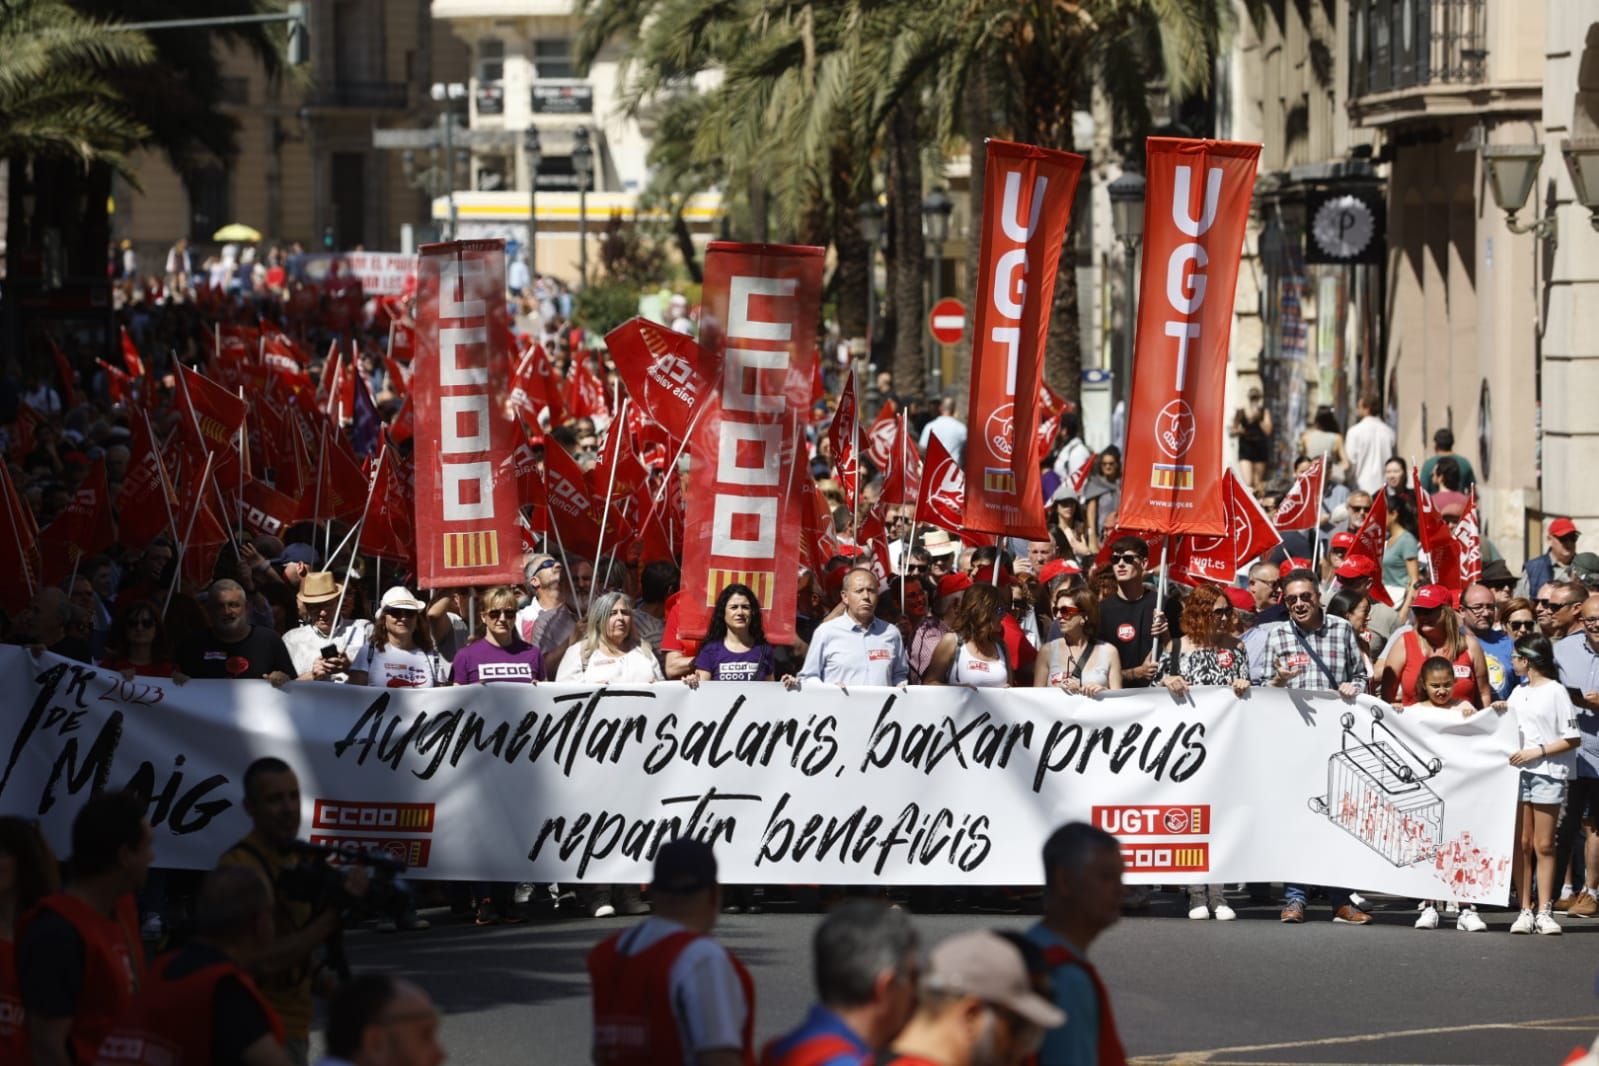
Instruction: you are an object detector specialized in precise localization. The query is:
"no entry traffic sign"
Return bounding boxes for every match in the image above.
[929,298,966,345]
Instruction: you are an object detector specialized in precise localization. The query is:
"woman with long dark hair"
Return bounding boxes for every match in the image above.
[692,583,775,682]
[98,599,175,678]
[924,583,1010,687]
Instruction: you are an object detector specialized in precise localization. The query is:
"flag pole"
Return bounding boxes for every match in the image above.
[166,452,214,616]
[141,408,181,548]
[0,465,38,602]
[898,410,910,615]
[176,366,242,558]
[546,503,582,610]
[592,394,628,594]
[1310,450,1327,573]
[850,360,862,541]
[330,448,383,628]
[236,385,247,532]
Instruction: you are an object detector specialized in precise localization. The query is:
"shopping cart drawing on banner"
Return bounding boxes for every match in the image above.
[1308,706,1445,867]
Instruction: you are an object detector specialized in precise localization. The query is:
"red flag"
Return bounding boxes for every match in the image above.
[318,339,341,405]
[410,240,523,587]
[96,359,132,405]
[178,364,247,445]
[119,327,147,380]
[1415,469,1460,589]
[1273,455,1326,531]
[880,414,922,509]
[963,140,1085,539]
[859,507,893,582]
[799,473,840,572]
[680,242,823,644]
[116,410,179,550]
[1175,471,1282,583]
[241,479,301,541]
[1068,450,1098,494]
[41,460,115,585]
[607,317,710,441]
[389,392,415,445]
[177,454,230,588]
[530,342,568,426]
[0,461,40,612]
[1453,492,1483,587]
[544,442,629,558]
[359,448,416,564]
[507,346,545,423]
[916,432,966,535]
[591,407,649,501]
[45,336,79,409]
[262,326,313,389]
[809,359,827,424]
[1344,487,1393,606]
[565,359,609,422]
[1119,137,1261,535]
[382,348,411,397]
[828,372,859,510]
[865,400,898,471]
[309,420,369,522]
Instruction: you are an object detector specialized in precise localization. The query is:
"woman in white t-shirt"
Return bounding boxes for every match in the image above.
[348,587,449,688]
[1494,634,1582,935]
[556,591,664,684]
[924,583,1010,688]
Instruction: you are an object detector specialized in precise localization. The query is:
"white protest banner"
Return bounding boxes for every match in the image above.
[0,649,1520,904]
[291,252,417,296]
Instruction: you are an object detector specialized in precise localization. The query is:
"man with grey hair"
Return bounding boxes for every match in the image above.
[176,579,294,684]
[763,899,922,1064]
[1027,823,1127,1066]
[97,865,292,1065]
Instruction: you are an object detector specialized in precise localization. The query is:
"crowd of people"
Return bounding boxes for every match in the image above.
[2,259,1597,1064]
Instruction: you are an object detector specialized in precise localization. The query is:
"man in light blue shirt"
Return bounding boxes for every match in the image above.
[790,568,908,687]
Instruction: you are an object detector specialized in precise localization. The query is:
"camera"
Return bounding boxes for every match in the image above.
[278,840,417,980]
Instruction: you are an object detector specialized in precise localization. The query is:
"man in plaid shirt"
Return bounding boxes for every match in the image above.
[1262,569,1372,924]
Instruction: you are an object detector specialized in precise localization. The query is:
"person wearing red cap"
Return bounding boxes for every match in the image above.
[1520,517,1583,598]
[1376,585,1492,709]
[1321,532,1355,587]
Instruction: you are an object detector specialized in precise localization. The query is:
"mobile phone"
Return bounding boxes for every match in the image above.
[322,643,339,659]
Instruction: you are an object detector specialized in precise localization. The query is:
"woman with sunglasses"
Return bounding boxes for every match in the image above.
[1377,584,1492,708]
[99,600,176,679]
[348,587,449,688]
[924,583,1011,688]
[1155,584,1249,921]
[1035,587,1120,695]
[1048,494,1096,563]
[1502,597,1539,644]
[449,585,546,685]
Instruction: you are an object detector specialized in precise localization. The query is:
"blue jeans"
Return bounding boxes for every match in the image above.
[1285,884,1351,909]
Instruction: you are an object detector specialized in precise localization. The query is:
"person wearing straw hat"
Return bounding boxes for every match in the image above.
[283,572,372,683]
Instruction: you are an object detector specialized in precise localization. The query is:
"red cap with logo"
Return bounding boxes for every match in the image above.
[1286,557,1314,574]
[1330,531,1356,551]
[1038,558,1081,585]
[1334,555,1378,580]
[1412,584,1453,610]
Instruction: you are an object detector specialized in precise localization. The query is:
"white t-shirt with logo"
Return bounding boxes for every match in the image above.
[351,641,449,688]
[1509,680,1581,779]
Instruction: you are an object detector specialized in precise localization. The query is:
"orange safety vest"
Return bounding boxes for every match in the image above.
[588,926,755,1066]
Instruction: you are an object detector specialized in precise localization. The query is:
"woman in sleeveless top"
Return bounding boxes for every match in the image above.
[925,583,1011,688]
[1155,584,1250,921]
[1034,586,1121,695]
[1377,585,1492,707]
[1230,387,1274,493]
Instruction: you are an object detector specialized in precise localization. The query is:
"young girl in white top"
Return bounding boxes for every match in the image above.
[1493,635,1582,935]
[924,583,1010,688]
[1408,657,1487,932]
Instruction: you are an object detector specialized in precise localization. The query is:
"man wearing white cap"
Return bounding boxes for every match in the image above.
[347,588,449,688]
[882,930,1065,1066]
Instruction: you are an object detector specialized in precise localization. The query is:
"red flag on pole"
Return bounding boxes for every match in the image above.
[1118,137,1261,536]
[607,317,711,441]
[827,372,859,510]
[916,432,967,535]
[117,410,179,550]
[679,242,823,644]
[47,336,79,408]
[543,442,630,558]
[1175,471,1282,583]
[865,400,898,471]
[41,460,115,585]
[1453,492,1483,587]
[359,448,417,565]
[1344,487,1393,606]
[1415,469,1460,589]
[241,479,302,541]
[178,456,231,588]
[963,139,1085,540]
[1273,455,1326,531]
[119,327,147,380]
[880,414,922,509]
[410,240,523,587]
[0,461,40,613]
[565,358,609,422]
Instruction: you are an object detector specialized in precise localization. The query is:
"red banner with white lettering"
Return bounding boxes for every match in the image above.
[607,317,711,441]
[916,432,966,536]
[1118,138,1261,535]
[1453,493,1483,587]
[411,240,522,588]
[680,242,824,643]
[963,139,1084,539]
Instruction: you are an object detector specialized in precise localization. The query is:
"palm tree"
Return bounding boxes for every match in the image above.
[0,0,152,172]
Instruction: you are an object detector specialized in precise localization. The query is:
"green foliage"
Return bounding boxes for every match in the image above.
[596,211,669,288]
[574,280,642,338]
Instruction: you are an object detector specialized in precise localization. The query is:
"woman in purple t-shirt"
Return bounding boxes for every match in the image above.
[691,583,776,682]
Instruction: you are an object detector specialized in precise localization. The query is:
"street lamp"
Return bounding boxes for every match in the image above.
[1107,170,1146,410]
[921,187,953,396]
[1481,144,1554,243]
[524,125,542,271]
[428,81,467,238]
[573,125,594,288]
[1561,138,1599,233]
[857,200,885,359]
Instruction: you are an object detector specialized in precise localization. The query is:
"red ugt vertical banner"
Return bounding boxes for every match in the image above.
[680,242,824,644]
[412,240,522,588]
[963,139,1084,540]
[1119,137,1260,535]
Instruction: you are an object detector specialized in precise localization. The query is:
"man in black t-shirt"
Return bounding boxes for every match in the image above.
[96,865,289,1065]
[177,579,294,685]
[1096,536,1177,688]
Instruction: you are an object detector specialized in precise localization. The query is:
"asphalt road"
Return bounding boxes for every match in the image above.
[327,889,1599,1064]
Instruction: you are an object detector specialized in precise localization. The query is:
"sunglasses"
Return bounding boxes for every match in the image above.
[485,608,517,621]
[127,615,157,628]
[1283,592,1317,605]
[1110,553,1144,566]
[532,559,559,575]
[1349,504,1370,513]
[1212,605,1232,615]
[1536,599,1554,609]
[1507,619,1536,631]
[907,564,929,573]
[387,609,418,620]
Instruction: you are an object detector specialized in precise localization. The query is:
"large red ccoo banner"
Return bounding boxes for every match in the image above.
[963,139,1084,540]
[1119,137,1260,535]
[411,240,522,588]
[679,242,824,643]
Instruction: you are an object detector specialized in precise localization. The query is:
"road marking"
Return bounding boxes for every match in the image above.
[1132,1013,1599,1063]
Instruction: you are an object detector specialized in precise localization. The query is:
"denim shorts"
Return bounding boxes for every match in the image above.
[1520,770,1568,805]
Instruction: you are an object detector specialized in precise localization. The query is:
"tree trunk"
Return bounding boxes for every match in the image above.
[673,208,703,283]
[887,95,925,398]
[748,173,770,243]
[829,152,869,344]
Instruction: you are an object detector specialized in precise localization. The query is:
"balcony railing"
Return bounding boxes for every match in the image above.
[313,81,409,110]
[1349,0,1485,99]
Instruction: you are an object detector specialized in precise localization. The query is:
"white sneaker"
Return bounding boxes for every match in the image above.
[1535,911,1563,935]
[593,903,616,919]
[1188,904,1210,920]
[1414,904,1440,929]
[1349,892,1368,909]
[1456,908,1487,932]
[1214,904,1237,921]
[1510,909,1536,934]
[1559,884,1576,901]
